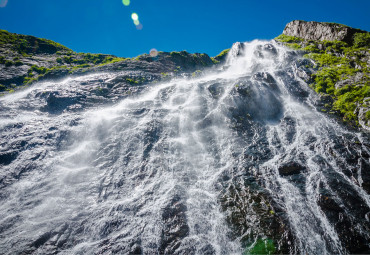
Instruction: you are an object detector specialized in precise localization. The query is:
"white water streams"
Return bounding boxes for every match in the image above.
[0,41,369,254]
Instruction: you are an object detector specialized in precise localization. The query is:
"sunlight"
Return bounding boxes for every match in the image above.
[131,12,139,21]
[0,0,8,8]
[150,48,158,57]
[122,0,130,6]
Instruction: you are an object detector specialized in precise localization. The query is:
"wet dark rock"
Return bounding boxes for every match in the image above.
[0,150,18,165]
[278,162,305,176]
[252,72,277,88]
[207,83,225,99]
[262,44,277,55]
[219,177,296,254]
[40,92,85,114]
[293,58,317,83]
[160,194,189,254]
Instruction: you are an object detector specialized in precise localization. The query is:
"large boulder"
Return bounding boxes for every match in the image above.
[283,20,366,44]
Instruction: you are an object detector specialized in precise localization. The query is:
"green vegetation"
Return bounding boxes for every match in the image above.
[125,78,139,84]
[5,60,12,67]
[245,239,276,255]
[353,32,370,48]
[275,32,370,126]
[213,48,230,62]
[275,34,303,43]
[0,29,70,54]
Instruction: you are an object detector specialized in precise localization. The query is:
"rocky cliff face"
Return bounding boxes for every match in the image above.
[283,20,366,44]
[277,21,370,131]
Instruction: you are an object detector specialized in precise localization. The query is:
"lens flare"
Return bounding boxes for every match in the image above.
[136,23,143,30]
[150,49,158,57]
[0,0,8,7]
[122,0,130,6]
[134,19,140,26]
[131,13,139,21]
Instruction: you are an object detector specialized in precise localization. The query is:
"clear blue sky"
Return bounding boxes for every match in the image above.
[0,0,369,58]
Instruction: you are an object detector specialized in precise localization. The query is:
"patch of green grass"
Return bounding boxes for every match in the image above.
[275,34,303,43]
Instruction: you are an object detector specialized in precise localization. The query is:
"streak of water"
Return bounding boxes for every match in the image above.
[0,40,369,254]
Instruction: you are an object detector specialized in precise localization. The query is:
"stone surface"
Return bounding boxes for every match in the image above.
[283,20,366,44]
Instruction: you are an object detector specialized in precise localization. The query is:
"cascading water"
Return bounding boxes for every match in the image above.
[0,40,369,255]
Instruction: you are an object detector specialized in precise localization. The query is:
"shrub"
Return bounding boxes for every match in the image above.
[353,32,370,48]
[5,60,13,67]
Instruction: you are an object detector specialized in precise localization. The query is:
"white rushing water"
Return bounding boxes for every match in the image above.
[0,40,369,255]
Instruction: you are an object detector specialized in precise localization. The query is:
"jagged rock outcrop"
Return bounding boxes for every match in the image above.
[283,20,366,44]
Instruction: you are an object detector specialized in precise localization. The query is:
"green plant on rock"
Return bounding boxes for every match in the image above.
[353,32,370,48]
[245,238,276,255]
[0,84,6,91]
[334,85,370,121]
[5,60,13,67]
[277,30,370,127]
[126,78,139,84]
[275,34,303,43]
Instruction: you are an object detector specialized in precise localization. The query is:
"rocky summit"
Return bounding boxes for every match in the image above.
[283,20,367,44]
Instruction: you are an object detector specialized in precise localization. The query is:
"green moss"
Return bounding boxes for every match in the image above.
[14,60,23,66]
[125,78,139,84]
[365,110,370,121]
[30,65,47,74]
[334,85,370,121]
[277,31,370,126]
[0,84,6,91]
[275,34,303,43]
[215,49,230,58]
[287,43,302,50]
[353,32,370,48]
[5,60,13,67]
[245,239,276,255]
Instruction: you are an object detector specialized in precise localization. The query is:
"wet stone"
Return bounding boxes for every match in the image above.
[278,162,305,176]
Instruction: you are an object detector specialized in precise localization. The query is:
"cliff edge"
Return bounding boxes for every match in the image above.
[283,20,367,44]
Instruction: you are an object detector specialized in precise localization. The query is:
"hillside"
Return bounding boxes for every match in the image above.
[275,20,370,130]
[0,29,218,93]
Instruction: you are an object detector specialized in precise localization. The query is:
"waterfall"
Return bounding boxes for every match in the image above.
[0,40,369,255]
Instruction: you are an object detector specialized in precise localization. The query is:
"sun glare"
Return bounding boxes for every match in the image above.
[131,13,139,21]
[122,0,130,6]
[0,0,8,8]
